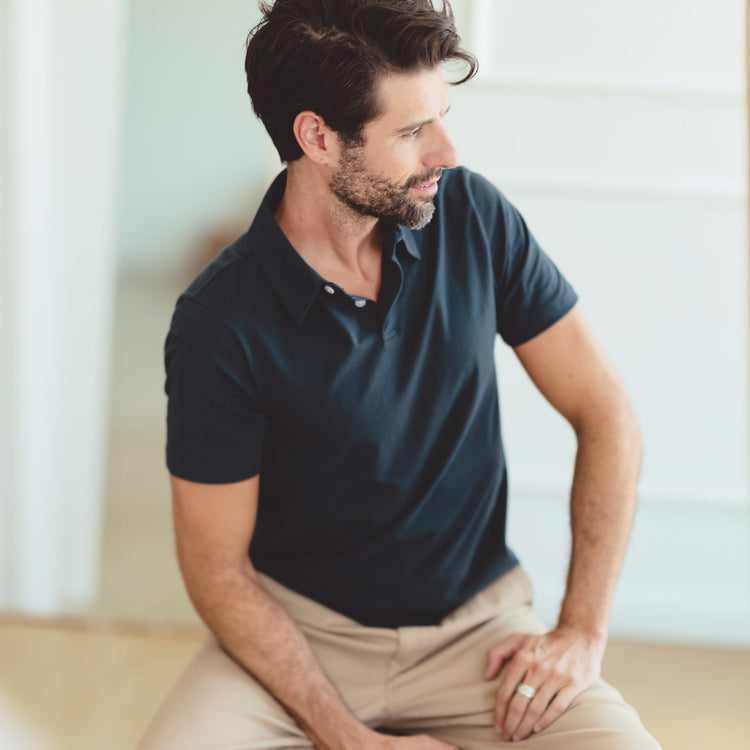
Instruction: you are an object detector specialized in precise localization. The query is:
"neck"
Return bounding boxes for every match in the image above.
[274,161,383,294]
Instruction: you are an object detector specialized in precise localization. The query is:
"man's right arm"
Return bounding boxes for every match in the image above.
[171,474,455,750]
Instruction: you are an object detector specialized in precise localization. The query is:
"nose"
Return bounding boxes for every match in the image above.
[425,121,459,170]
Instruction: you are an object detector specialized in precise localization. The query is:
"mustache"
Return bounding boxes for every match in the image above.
[405,169,443,189]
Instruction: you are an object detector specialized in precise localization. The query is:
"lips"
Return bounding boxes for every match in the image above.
[409,170,443,190]
[409,171,442,194]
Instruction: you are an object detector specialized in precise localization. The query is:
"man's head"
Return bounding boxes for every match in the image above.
[328,66,457,228]
[244,0,477,164]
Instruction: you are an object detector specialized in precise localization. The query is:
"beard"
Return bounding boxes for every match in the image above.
[329,145,441,230]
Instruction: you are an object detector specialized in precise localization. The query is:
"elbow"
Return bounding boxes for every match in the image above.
[622,405,644,471]
[575,391,643,464]
[177,546,258,614]
[618,392,643,459]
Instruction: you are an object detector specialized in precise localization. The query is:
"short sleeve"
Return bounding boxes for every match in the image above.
[164,295,267,483]
[492,189,578,347]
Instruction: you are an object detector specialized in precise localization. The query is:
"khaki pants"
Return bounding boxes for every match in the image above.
[138,566,660,749]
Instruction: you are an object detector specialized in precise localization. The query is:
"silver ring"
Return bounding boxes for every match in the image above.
[515,682,537,700]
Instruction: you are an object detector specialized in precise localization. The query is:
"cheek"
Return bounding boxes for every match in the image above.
[363,141,422,187]
[395,158,424,186]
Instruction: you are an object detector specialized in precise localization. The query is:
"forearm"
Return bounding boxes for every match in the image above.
[557,406,643,643]
[183,561,376,750]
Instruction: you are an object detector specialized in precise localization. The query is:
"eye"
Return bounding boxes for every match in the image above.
[403,127,421,140]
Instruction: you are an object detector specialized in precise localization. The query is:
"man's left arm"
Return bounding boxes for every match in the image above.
[487,304,643,742]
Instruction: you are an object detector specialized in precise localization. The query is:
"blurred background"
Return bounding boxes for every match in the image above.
[1,0,749,748]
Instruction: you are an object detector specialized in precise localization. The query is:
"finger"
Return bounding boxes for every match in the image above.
[532,684,580,735]
[508,660,567,740]
[399,734,458,749]
[494,645,532,706]
[500,688,539,740]
[511,680,561,741]
[493,652,533,736]
[423,737,458,750]
[485,634,524,680]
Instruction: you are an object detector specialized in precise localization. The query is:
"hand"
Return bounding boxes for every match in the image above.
[486,627,605,742]
[369,732,459,750]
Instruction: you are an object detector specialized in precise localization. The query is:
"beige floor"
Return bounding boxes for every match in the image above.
[3,277,748,750]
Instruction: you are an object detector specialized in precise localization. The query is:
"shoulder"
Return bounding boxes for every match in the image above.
[435,167,514,233]
[183,233,254,304]
[175,232,270,331]
[438,166,506,209]
[429,166,520,253]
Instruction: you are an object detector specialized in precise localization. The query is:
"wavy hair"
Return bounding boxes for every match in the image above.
[245,0,477,162]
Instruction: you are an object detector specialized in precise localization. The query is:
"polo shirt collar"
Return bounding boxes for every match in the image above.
[393,224,422,261]
[249,171,323,325]
[250,170,422,324]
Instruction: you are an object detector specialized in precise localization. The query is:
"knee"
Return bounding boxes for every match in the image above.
[564,681,662,750]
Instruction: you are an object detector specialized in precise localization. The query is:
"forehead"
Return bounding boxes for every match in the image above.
[367,66,450,133]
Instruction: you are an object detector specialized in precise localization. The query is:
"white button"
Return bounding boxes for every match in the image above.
[323,285,335,295]
[354,299,367,308]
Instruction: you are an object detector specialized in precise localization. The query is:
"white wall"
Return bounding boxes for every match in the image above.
[117,0,272,277]
[0,0,127,613]
[449,0,750,646]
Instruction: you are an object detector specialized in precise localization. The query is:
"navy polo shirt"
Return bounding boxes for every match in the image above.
[165,166,577,628]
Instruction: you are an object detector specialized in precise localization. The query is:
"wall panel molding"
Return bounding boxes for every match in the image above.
[471,71,744,104]
[511,474,749,511]
[487,171,746,205]
[507,487,750,647]
[463,0,744,104]
[463,0,750,649]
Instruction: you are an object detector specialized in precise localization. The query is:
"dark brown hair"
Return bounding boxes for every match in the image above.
[244,0,477,162]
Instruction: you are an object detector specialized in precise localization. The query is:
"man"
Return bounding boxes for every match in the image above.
[139,1,661,748]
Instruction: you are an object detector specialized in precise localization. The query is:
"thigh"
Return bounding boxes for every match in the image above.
[427,680,661,750]
[386,568,660,749]
[388,567,547,729]
[136,635,313,750]
[136,584,395,750]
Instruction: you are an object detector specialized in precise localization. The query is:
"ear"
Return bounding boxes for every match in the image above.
[292,111,338,164]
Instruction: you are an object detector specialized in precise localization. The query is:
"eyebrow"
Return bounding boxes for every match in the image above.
[393,104,451,135]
